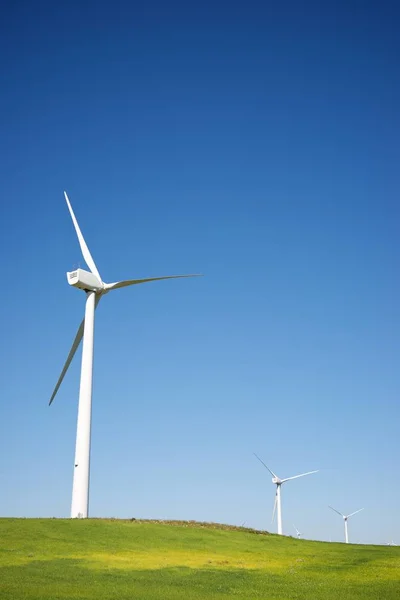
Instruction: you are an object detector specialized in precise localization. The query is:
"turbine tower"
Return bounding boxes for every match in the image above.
[328,506,364,543]
[50,192,201,519]
[254,454,318,535]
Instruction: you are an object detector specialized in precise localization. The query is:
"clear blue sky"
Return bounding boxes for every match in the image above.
[0,0,399,545]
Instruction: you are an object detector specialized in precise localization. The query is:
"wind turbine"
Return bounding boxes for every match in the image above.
[293,524,302,539]
[328,506,364,543]
[50,192,201,519]
[254,454,318,535]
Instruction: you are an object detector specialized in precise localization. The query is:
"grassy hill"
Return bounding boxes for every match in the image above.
[0,518,399,599]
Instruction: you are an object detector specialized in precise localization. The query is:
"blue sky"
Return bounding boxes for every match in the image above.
[0,0,399,544]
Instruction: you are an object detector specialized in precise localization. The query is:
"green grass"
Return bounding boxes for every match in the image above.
[0,518,399,599]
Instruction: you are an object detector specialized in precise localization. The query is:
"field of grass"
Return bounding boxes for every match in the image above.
[0,518,399,599]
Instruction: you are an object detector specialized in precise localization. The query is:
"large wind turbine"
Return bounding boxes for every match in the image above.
[328,506,364,543]
[50,192,201,519]
[254,454,318,535]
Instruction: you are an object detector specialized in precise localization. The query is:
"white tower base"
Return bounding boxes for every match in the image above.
[277,485,282,535]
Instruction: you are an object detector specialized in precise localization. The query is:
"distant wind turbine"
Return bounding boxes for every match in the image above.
[293,524,302,539]
[254,454,318,535]
[49,192,201,518]
[328,506,364,544]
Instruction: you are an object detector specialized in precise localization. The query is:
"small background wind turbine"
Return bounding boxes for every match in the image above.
[49,192,201,518]
[293,524,302,539]
[328,506,364,543]
[254,454,318,535]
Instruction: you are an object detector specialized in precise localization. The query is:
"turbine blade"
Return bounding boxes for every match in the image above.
[49,295,101,405]
[49,320,84,405]
[271,490,278,523]
[281,470,319,483]
[253,453,279,479]
[64,191,102,282]
[328,505,344,518]
[347,508,364,518]
[104,274,202,291]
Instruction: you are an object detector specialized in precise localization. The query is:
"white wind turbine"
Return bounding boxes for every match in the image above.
[293,524,302,539]
[254,454,318,535]
[49,192,201,519]
[328,506,364,544]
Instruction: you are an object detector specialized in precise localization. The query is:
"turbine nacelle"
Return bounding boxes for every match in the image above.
[272,477,281,485]
[67,269,103,293]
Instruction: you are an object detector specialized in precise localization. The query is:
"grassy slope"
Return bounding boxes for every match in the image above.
[0,519,399,600]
